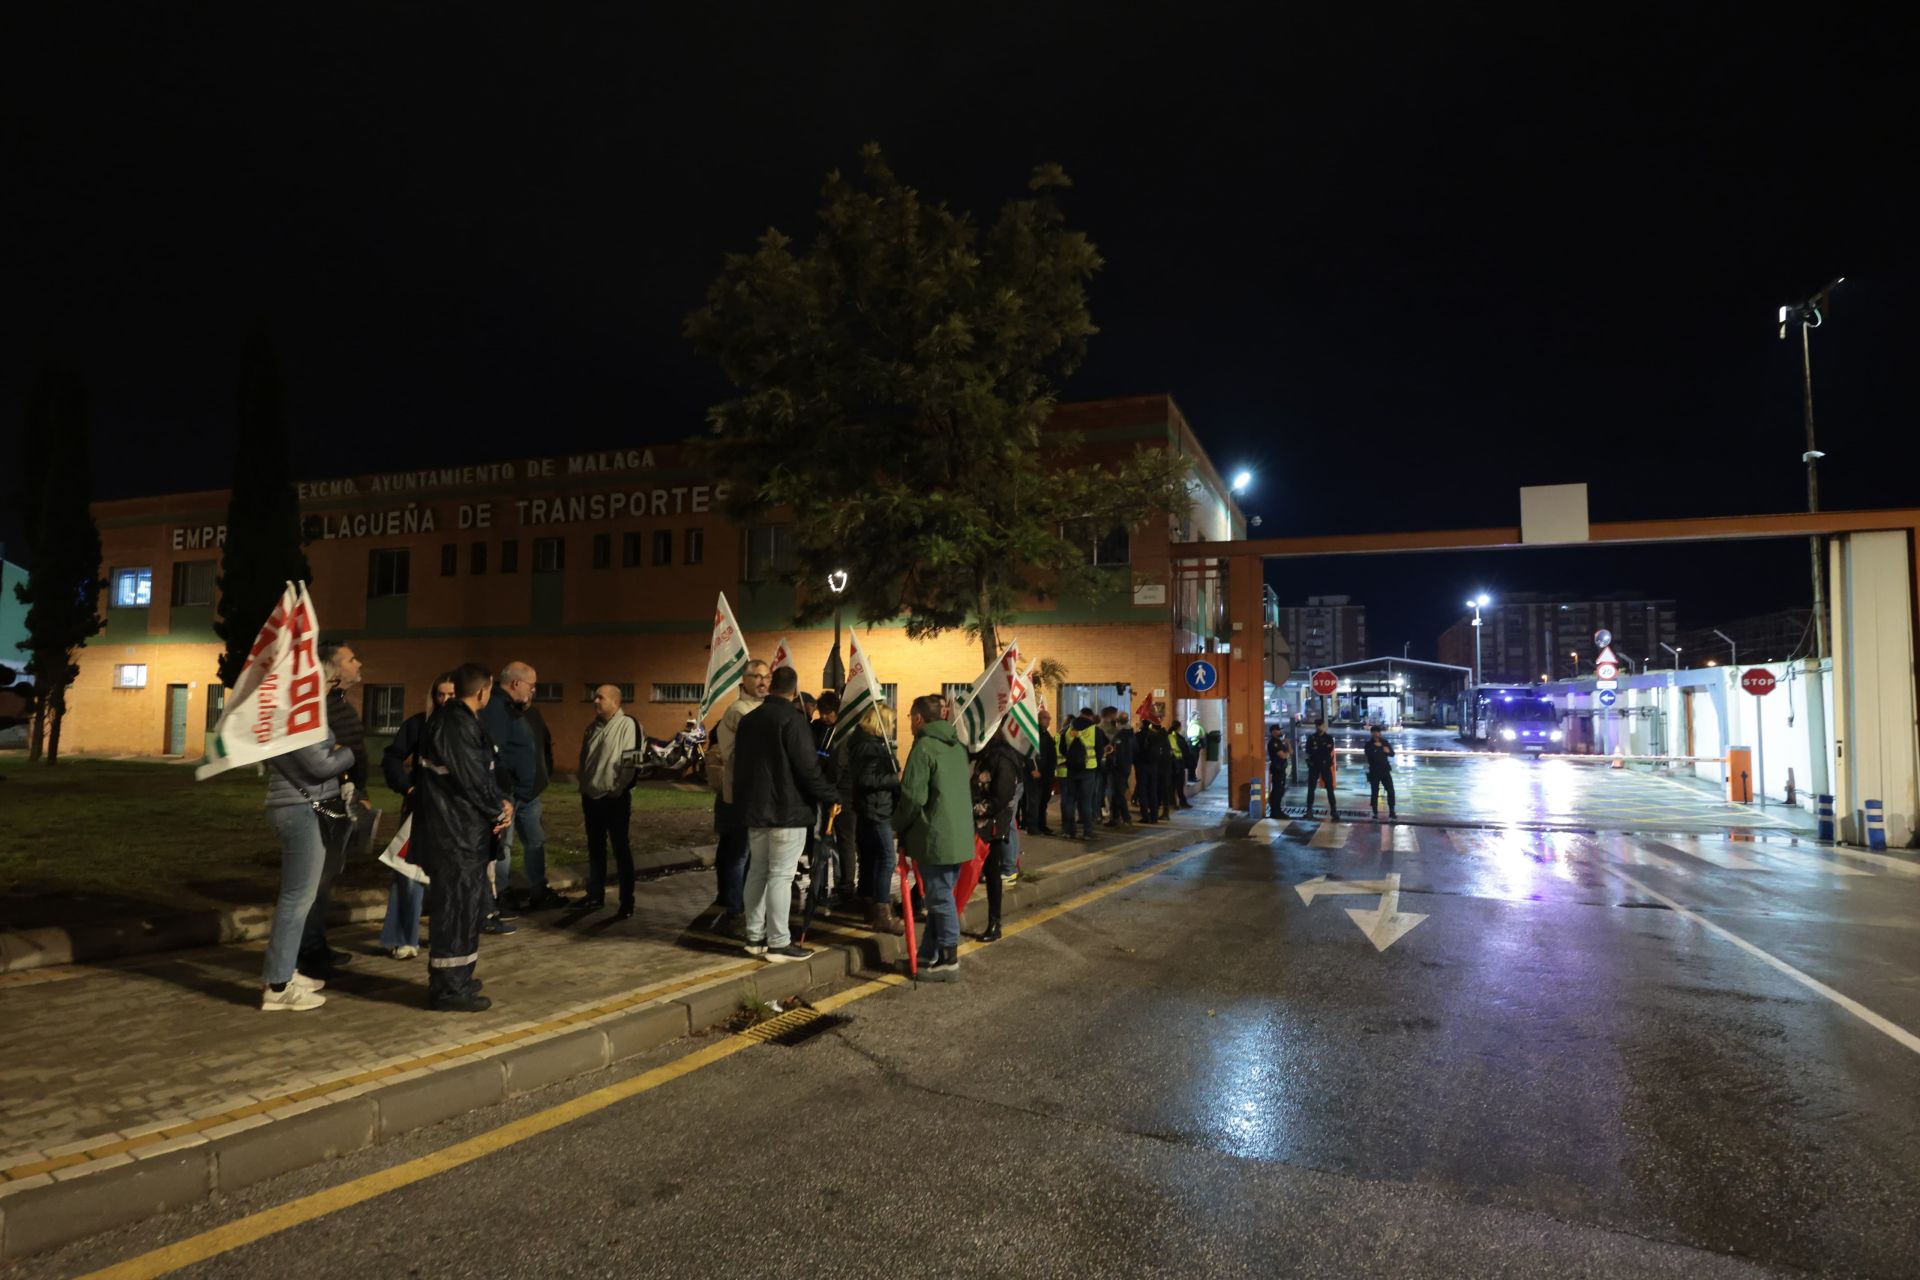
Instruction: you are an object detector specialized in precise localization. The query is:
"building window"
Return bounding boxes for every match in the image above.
[1064,521,1130,566]
[744,524,793,581]
[684,528,705,566]
[169,560,216,607]
[534,537,566,574]
[440,543,458,577]
[653,530,673,566]
[364,684,407,733]
[114,663,148,689]
[651,682,706,703]
[942,682,974,709]
[368,549,410,598]
[592,533,612,570]
[531,681,565,703]
[622,531,643,568]
[584,682,637,703]
[113,567,153,609]
[880,683,898,711]
[500,540,519,573]
[470,541,488,575]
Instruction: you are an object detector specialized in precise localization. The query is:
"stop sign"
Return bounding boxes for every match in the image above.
[1741,668,1776,696]
[1311,670,1339,697]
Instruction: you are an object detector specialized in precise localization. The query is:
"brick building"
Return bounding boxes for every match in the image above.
[63,396,1244,760]
[1438,595,1677,684]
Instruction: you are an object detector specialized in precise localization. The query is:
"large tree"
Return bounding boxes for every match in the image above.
[686,146,1193,669]
[13,365,105,764]
[214,329,312,688]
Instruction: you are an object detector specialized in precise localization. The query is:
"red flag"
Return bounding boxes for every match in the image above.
[1135,691,1158,723]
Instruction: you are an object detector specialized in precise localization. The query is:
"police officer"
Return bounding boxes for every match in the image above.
[1305,721,1338,821]
[1365,726,1398,821]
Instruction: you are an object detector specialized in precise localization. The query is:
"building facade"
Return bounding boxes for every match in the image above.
[64,396,1244,761]
[1273,596,1368,671]
[1438,595,1678,684]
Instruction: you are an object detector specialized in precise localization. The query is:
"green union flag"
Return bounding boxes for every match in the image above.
[1002,662,1042,755]
[954,642,1021,753]
[697,593,749,723]
[827,629,883,748]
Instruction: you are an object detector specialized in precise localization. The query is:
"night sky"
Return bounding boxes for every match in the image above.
[3,4,1909,658]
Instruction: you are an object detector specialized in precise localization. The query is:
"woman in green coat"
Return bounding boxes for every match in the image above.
[893,694,974,978]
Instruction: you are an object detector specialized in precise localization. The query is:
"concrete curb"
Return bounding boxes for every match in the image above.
[0,822,1221,1263]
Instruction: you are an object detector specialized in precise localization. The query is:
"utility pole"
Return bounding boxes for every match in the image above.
[1780,279,1842,662]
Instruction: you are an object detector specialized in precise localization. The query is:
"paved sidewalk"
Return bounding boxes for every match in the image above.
[0,795,1227,1184]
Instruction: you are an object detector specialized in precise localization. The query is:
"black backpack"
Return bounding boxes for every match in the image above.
[1064,728,1088,773]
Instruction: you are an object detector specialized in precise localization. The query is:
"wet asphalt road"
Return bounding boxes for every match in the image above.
[22,828,1920,1279]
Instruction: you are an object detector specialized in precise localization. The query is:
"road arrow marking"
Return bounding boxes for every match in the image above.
[1296,873,1428,951]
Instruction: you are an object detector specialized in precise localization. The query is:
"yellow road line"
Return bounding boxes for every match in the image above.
[75,838,1222,1280]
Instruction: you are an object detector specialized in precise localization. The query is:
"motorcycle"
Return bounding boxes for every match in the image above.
[624,729,706,782]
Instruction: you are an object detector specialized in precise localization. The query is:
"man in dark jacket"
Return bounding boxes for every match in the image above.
[299,642,366,979]
[478,661,558,919]
[415,663,514,1012]
[1166,722,1193,810]
[1135,714,1168,823]
[811,691,858,904]
[1364,726,1397,821]
[378,671,456,959]
[1305,722,1339,820]
[1025,707,1056,834]
[973,732,1026,942]
[732,666,838,963]
[1059,707,1101,840]
[1104,709,1136,827]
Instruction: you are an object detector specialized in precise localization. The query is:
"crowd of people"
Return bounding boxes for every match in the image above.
[256,648,1207,1011]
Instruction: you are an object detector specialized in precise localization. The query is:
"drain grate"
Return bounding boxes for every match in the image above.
[738,1007,846,1046]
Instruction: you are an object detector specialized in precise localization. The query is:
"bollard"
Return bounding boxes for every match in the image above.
[1865,799,1887,852]
[1248,779,1265,821]
[1817,794,1835,843]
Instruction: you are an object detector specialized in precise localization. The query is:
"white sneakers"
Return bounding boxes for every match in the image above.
[261,982,326,1013]
[388,945,419,960]
[290,970,326,992]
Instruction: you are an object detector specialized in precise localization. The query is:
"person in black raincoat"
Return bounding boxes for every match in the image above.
[414,663,514,1012]
[1305,722,1338,820]
[1364,726,1398,821]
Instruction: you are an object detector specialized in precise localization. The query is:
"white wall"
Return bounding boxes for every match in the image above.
[1831,531,1920,846]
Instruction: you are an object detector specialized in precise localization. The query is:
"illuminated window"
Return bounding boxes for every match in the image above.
[114,664,148,689]
[113,568,153,609]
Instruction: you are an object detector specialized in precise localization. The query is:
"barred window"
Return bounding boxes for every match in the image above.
[364,684,407,733]
[534,537,566,573]
[651,682,706,703]
[531,682,565,704]
[169,560,216,607]
[592,533,612,570]
[622,531,644,568]
[585,682,637,702]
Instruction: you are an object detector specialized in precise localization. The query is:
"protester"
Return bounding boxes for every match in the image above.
[895,693,973,977]
[378,671,456,959]
[260,729,356,1012]
[1104,707,1136,826]
[579,684,641,917]
[849,702,905,935]
[732,665,837,962]
[1365,726,1398,821]
[416,663,514,1012]
[704,658,770,934]
[1167,722,1194,810]
[298,642,366,980]
[475,661,537,929]
[1185,719,1203,785]
[812,691,859,905]
[972,729,1026,943]
[1135,711,1169,822]
[1305,721,1338,820]
[1024,706,1056,835]
[1059,706,1100,840]
[522,695,558,900]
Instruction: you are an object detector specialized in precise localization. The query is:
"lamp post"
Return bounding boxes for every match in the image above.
[1465,594,1489,686]
[822,570,849,693]
[1660,642,1684,670]
[1779,278,1843,662]
[1712,628,1738,673]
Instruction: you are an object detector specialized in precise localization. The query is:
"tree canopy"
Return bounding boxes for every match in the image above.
[686,146,1193,668]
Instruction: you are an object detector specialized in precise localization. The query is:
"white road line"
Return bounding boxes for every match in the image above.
[1309,822,1352,850]
[1661,835,1767,871]
[1382,824,1420,853]
[1603,867,1920,1058]
[1598,836,1684,874]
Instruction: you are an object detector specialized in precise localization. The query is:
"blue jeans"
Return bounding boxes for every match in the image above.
[856,818,896,903]
[380,870,424,949]
[715,827,749,915]
[915,862,962,959]
[744,827,807,948]
[492,794,547,902]
[265,806,328,986]
[1062,774,1098,837]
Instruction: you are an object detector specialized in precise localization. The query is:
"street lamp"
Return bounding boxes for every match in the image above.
[1712,628,1738,673]
[1660,642,1684,670]
[1466,594,1490,686]
[1231,470,1252,495]
[1779,277,1843,661]
[822,570,849,692]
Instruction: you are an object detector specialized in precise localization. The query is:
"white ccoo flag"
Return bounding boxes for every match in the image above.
[953,642,1022,753]
[697,593,750,723]
[769,636,795,674]
[827,629,884,748]
[1001,661,1043,755]
[196,582,330,780]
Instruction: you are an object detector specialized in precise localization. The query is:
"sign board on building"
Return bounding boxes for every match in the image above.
[1175,654,1228,699]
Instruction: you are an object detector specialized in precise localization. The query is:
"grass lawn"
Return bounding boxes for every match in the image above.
[0,753,715,929]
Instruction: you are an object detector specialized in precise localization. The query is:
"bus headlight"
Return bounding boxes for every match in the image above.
[1501,728,1518,741]
[1550,730,1564,741]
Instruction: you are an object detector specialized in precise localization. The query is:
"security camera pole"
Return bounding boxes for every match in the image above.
[1779,278,1842,662]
